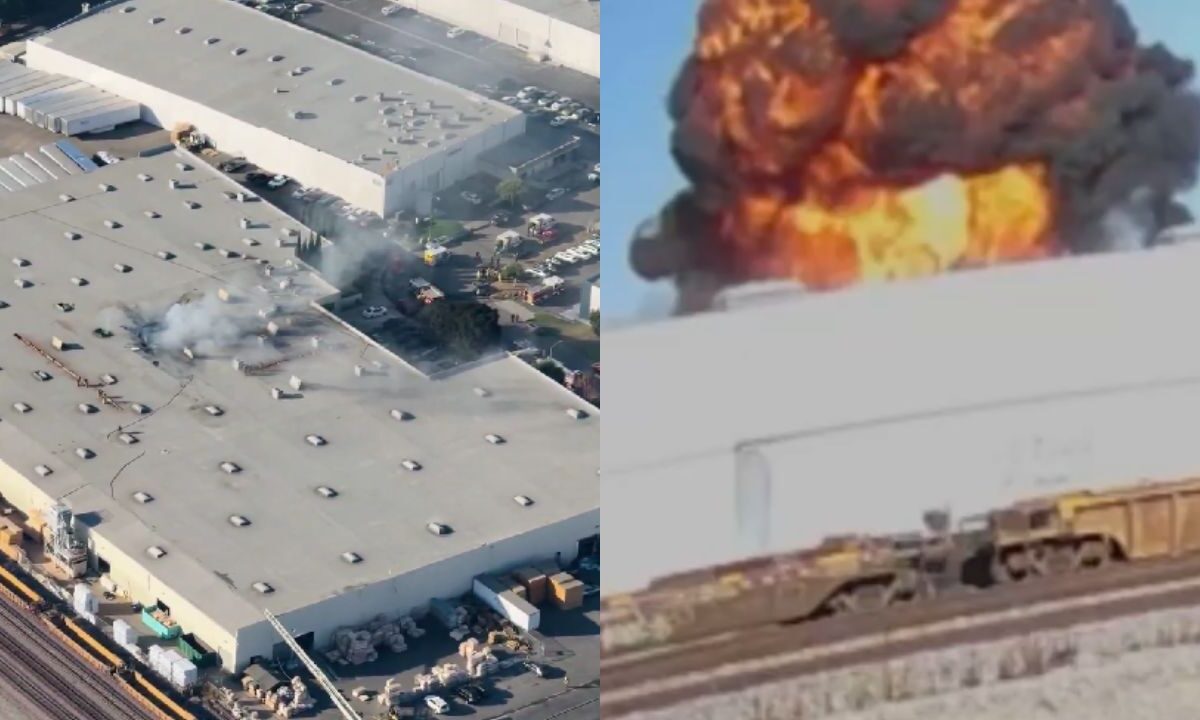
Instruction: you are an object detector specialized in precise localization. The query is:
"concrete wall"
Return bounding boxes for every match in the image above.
[400,0,600,78]
[234,507,599,668]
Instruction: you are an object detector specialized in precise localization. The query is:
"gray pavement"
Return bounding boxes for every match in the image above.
[298,0,599,109]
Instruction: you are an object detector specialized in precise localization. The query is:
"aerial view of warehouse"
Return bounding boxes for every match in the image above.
[0,150,598,673]
[24,0,526,216]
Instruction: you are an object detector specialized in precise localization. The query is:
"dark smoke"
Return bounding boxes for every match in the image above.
[635,0,1200,314]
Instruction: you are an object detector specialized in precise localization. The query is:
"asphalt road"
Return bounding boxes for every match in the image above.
[297,0,600,109]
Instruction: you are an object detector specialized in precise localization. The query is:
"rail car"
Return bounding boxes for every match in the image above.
[601,475,1200,656]
[0,562,47,610]
[133,671,198,720]
[62,615,127,672]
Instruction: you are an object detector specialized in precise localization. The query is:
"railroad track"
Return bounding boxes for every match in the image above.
[0,597,151,720]
[602,553,1200,717]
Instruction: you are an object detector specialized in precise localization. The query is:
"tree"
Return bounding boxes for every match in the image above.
[496,177,524,207]
[500,262,525,282]
[419,301,500,357]
[589,310,600,336]
[535,359,566,384]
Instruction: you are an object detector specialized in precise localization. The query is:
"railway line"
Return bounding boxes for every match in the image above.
[602,553,1200,717]
[0,585,151,720]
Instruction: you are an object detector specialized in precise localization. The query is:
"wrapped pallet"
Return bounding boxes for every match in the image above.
[512,567,548,606]
[459,637,481,658]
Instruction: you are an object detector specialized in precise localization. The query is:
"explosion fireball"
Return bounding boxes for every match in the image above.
[631,0,1200,312]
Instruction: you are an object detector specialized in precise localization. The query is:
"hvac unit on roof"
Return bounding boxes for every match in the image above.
[231,47,246,56]
[131,403,151,414]
[204,37,219,46]
[11,257,28,267]
[228,515,251,527]
[133,491,154,504]
[204,405,223,416]
[137,173,152,182]
[78,403,98,414]
[219,461,242,474]
[305,434,326,447]
[70,277,87,287]
[147,546,167,559]
[513,495,534,507]
[64,231,80,240]
[341,552,362,564]
[113,263,132,273]
[484,434,505,445]
[34,465,52,477]
[59,195,74,203]
[268,54,283,62]
[12,402,30,414]
[98,183,114,192]
[289,110,302,120]
[100,374,117,385]
[119,433,138,445]
[389,409,412,421]
[252,582,274,594]
[175,26,191,35]
[566,408,588,420]
[156,250,174,260]
[13,279,31,289]
[31,370,50,382]
[149,16,164,24]
[75,447,95,460]
[426,522,452,536]
[145,210,161,219]
[401,459,421,472]
[315,486,338,498]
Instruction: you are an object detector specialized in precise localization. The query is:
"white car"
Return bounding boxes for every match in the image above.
[549,101,567,112]
[446,27,466,39]
[381,4,402,15]
[292,2,312,12]
[549,116,568,127]
[425,695,450,715]
[501,96,518,105]
[95,151,121,165]
[527,267,548,279]
[460,191,482,205]
[536,97,554,107]
[361,306,388,319]
[266,175,290,189]
[554,251,578,264]
[574,246,598,259]
[545,188,566,202]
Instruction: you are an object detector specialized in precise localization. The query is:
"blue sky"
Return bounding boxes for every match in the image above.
[600,1,1200,321]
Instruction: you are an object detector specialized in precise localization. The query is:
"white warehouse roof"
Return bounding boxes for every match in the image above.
[0,151,598,632]
[29,0,522,174]
[511,0,600,33]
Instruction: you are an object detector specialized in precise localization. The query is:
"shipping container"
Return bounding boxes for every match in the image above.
[15,80,88,120]
[3,75,74,115]
[472,576,540,631]
[59,97,140,136]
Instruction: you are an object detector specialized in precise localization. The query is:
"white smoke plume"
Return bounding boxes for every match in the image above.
[315,227,397,289]
[153,292,252,352]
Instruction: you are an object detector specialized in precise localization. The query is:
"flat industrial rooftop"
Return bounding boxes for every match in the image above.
[0,151,598,630]
[512,0,600,33]
[29,0,521,174]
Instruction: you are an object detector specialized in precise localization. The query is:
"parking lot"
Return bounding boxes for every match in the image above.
[293,0,599,110]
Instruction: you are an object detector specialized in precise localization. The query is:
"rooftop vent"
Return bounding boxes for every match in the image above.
[131,403,151,414]
[484,434,505,445]
[228,515,250,527]
[147,546,167,559]
[168,179,179,189]
[149,16,163,24]
[56,302,74,313]
[268,54,283,62]
[389,409,412,421]
[183,201,199,210]
[100,374,117,385]
[156,250,174,260]
[118,433,138,445]
[98,183,114,192]
[231,47,246,56]
[11,257,28,267]
[566,408,588,420]
[34,464,52,477]
[31,370,50,382]
[176,27,191,35]
[218,248,238,259]
[401,459,422,472]
[133,491,153,504]
[12,402,30,413]
[473,387,490,398]
[328,78,343,86]
[137,173,152,182]
[239,218,251,229]
[351,95,366,103]
[204,37,218,46]
[341,552,362,564]
[305,434,326,447]
[59,194,74,203]
[103,219,121,229]
[78,403,98,414]
[64,231,80,240]
[252,581,274,594]
[204,404,223,416]
[0,300,8,309]
[144,210,160,219]
[113,263,132,273]
[70,277,87,287]
[120,5,134,13]
[219,461,241,474]
[194,242,212,251]
[75,448,94,460]
[513,495,534,507]
[51,336,66,350]
[241,237,259,247]
[316,486,338,498]
[289,110,301,119]
[175,162,192,172]
[426,522,452,536]
[13,279,31,289]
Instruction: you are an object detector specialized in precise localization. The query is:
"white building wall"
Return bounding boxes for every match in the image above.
[399,0,600,78]
[26,43,386,213]
[234,508,599,668]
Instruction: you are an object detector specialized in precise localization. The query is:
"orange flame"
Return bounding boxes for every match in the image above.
[688,0,1133,289]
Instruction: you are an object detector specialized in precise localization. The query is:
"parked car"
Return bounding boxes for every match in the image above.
[245,171,271,186]
[523,660,546,678]
[454,683,487,704]
[527,267,548,279]
[460,191,483,205]
[361,306,388,319]
[536,97,554,107]
[554,251,578,264]
[575,245,598,259]
[549,116,569,128]
[291,2,313,12]
[381,3,403,15]
[218,158,247,173]
[266,174,291,189]
[446,27,466,39]
[545,188,566,202]
[424,695,450,714]
[491,210,513,226]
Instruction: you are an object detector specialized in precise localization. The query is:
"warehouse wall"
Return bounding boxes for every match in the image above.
[383,111,526,214]
[25,43,386,213]
[399,0,600,78]
[234,508,600,668]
